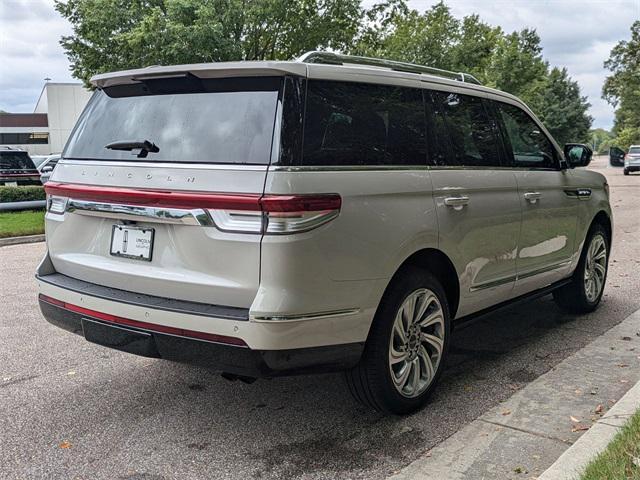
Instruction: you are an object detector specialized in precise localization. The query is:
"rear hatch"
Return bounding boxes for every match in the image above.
[0,150,41,185]
[44,73,285,309]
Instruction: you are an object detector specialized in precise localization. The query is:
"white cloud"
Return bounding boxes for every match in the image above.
[0,0,74,112]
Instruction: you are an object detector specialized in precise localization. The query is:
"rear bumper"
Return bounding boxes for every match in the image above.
[625,165,640,171]
[39,295,363,377]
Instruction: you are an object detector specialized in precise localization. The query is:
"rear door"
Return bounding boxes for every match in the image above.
[44,75,283,309]
[492,99,578,296]
[427,89,521,318]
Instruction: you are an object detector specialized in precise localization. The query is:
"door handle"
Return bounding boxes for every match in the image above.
[524,192,542,204]
[444,196,470,210]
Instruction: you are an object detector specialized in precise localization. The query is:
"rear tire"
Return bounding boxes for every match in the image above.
[553,223,609,314]
[624,169,630,175]
[345,267,450,415]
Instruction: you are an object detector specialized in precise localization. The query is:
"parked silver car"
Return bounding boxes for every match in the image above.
[37,52,612,414]
[624,145,640,175]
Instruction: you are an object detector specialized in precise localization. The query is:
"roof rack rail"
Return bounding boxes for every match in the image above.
[297,51,482,85]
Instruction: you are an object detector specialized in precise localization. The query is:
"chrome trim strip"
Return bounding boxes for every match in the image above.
[516,261,572,281]
[251,308,360,323]
[57,159,269,171]
[66,199,214,226]
[469,275,517,292]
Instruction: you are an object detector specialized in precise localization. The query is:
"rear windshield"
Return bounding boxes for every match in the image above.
[629,147,640,154]
[0,152,37,171]
[64,76,281,164]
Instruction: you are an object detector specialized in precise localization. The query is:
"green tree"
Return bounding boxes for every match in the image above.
[602,20,640,149]
[55,0,363,86]
[589,128,614,154]
[353,1,460,69]
[450,14,502,82]
[527,67,592,145]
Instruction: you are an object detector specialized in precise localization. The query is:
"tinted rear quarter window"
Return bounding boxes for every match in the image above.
[64,77,281,164]
[301,80,427,166]
[429,91,501,167]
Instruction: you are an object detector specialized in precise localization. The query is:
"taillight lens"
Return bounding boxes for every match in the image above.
[210,194,341,234]
[47,195,68,214]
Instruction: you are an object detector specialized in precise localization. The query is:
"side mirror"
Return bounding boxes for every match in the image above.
[564,143,593,168]
[41,165,53,173]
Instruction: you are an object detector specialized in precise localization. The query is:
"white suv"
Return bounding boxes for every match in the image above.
[37,52,612,414]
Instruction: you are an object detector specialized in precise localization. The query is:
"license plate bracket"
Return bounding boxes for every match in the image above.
[110,225,154,261]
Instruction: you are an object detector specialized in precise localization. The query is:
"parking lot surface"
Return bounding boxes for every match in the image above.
[2,157,640,480]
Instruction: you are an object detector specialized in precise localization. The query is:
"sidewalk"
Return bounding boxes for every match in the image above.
[388,307,640,480]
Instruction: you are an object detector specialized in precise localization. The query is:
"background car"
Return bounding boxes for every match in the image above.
[38,154,61,184]
[624,145,640,175]
[0,146,41,186]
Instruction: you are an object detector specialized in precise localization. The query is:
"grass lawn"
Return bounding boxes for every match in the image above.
[581,409,640,480]
[0,210,45,238]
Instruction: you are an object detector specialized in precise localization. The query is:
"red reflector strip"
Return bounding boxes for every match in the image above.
[39,294,247,347]
[45,182,262,211]
[44,182,341,213]
[260,194,341,212]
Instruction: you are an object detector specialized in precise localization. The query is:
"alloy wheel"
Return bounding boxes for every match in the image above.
[584,233,607,303]
[388,288,445,398]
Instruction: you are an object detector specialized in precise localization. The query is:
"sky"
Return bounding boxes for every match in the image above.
[0,0,638,130]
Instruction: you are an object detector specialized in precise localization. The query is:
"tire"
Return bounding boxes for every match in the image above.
[345,267,450,415]
[624,169,629,176]
[553,223,609,314]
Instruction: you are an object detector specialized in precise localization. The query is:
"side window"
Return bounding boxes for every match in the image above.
[496,102,557,168]
[302,81,427,166]
[429,91,501,167]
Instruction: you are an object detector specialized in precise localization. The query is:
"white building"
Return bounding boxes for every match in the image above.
[0,83,92,155]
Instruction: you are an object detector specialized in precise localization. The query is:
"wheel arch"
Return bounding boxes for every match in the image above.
[390,248,460,319]
[591,210,612,245]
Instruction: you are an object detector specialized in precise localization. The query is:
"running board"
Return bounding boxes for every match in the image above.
[453,278,572,331]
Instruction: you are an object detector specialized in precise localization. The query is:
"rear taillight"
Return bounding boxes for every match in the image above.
[47,195,68,214]
[44,183,340,234]
[210,194,342,234]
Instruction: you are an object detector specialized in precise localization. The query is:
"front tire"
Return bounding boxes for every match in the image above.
[346,267,450,414]
[624,168,629,176]
[553,223,609,314]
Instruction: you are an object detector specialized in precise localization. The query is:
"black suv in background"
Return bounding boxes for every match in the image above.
[0,147,42,186]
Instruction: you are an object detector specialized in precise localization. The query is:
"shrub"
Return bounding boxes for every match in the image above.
[0,186,46,203]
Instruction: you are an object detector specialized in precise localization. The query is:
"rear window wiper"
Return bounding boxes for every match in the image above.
[105,140,159,158]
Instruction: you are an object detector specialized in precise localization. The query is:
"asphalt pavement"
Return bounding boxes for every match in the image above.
[1,156,639,480]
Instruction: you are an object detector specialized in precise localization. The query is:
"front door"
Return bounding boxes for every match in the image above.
[492,100,578,296]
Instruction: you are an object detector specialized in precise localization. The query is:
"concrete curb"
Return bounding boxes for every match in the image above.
[538,380,640,480]
[0,234,45,247]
